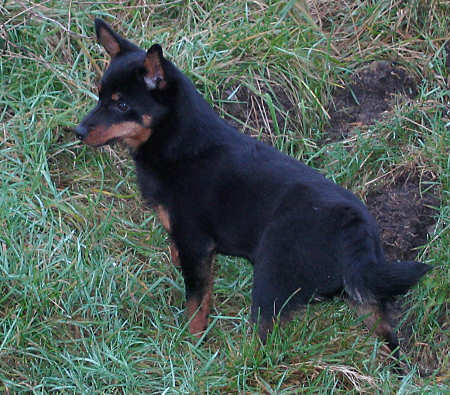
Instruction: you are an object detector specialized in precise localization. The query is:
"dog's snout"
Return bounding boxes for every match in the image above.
[75,125,88,140]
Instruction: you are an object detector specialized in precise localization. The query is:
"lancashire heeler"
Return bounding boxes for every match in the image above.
[75,19,431,357]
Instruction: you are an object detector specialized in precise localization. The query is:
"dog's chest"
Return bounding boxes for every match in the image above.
[135,162,164,206]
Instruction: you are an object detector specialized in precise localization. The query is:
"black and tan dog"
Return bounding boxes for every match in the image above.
[75,19,431,356]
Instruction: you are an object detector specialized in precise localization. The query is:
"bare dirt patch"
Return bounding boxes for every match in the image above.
[366,172,439,262]
[326,61,417,140]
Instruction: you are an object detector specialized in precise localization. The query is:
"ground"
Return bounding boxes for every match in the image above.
[326,61,418,141]
[366,173,439,262]
[1,1,448,393]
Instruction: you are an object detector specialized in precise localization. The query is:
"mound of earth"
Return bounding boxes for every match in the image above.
[366,173,438,262]
[327,61,417,140]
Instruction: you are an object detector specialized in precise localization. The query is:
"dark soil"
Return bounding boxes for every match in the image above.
[366,173,438,262]
[326,61,417,140]
[221,82,297,144]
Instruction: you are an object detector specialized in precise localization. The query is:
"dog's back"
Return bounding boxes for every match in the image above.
[76,19,432,360]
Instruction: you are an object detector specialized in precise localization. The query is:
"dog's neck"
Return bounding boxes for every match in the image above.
[133,67,234,166]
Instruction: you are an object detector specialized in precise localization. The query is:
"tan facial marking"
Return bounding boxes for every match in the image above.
[142,114,152,127]
[84,121,152,149]
[111,93,120,101]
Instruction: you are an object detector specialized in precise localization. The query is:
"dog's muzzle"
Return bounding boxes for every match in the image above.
[74,125,88,140]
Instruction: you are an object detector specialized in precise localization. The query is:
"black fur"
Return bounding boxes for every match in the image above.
[76,19,432,355]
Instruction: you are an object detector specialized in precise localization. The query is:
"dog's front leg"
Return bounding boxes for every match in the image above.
[176,243,215,337]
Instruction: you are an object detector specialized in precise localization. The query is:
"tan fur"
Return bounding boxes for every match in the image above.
[156,205,171,232]
[183,249,215,337]
[98,28,120,57]
[144,51,167,89]
[169,243,180,267]
[155,206,181,267]
[84,121,152,149]
[186,269,214,336]
[111,93,120,101]
[352,303,394,343]
[142,114,152,127]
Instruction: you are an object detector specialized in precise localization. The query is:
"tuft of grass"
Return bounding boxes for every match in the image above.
[1,0,448,393]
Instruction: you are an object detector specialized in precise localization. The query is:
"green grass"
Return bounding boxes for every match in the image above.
[0,0,448,393]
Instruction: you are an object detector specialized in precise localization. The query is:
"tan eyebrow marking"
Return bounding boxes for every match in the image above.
[142,114,152,127]
[111,93,120,101]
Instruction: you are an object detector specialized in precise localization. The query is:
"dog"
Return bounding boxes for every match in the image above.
[75,19,431,357]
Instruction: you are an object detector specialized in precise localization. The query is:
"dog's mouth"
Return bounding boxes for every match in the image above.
[73,127,111,147]
[103,137,120,147]
[74,122,152,149]
[74,125,89,141]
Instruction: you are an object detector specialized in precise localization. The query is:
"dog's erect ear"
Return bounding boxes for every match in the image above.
[144,44,167,90]
[95,18,139,58]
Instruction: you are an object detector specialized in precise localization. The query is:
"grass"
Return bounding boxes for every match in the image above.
[0,0,449,393]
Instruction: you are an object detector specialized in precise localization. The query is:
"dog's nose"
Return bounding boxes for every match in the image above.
[75,125,88,140]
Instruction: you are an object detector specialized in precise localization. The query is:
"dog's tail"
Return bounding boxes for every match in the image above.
[338,207,432,355]
[344,260,432,303]
[344,259,431,358]
[338,205,432,303]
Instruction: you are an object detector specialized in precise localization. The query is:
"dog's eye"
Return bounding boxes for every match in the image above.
[115,101,130,113]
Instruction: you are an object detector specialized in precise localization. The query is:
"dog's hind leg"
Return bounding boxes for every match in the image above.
[250,212,343,341]
[251,260,312,342]
[337,206,430,358]
[347,299,400,357]
[251,227,315,341]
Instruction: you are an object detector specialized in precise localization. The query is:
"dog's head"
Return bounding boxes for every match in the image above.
[75,19,172,149]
